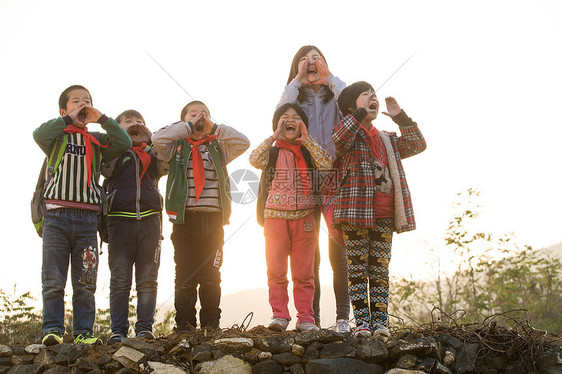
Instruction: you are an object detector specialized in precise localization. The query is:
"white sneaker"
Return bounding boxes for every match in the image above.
[372,323,390,337]
[336,319,351,334]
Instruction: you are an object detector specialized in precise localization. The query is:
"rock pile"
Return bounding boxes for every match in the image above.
[0,325,561,373]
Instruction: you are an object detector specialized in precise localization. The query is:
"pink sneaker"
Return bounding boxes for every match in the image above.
[268,317,289,332]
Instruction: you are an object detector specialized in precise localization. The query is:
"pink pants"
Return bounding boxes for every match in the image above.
[264,216,317,324]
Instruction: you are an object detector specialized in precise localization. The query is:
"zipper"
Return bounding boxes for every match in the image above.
[133,150,141,220]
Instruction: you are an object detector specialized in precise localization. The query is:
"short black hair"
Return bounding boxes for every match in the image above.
[116,109,145,125]
[58,85,92,110]
[337,81,374,117]
[272,103,309,132]
[180,100,209,122]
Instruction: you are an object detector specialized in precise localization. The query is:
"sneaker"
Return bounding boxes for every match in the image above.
[137,330,155,340]
[354,323,371,338]
[336,319,351,334]
[268,317,289,332]
[372,323,390,337]
[296,321,319,332]
[107,332,125,344]
[74,332,103,345]
[42,331,63,346]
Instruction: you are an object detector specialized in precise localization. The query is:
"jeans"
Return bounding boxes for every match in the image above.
[107,215,161,335]
[313,209,351,324]
[41,208,99,336]
[172,211,224,328]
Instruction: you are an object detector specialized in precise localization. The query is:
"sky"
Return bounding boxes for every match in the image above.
[1,0,561,326]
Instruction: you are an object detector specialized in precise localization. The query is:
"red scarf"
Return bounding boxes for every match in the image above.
[131,143,151,184]
[184,135,217,202]
[361,126,386,165]
[276,140,311,194]
[63,125,110,188]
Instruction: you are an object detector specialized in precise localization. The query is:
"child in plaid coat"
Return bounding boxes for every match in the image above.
[331,81,426,337]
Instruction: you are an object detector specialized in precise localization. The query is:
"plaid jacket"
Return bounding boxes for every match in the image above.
[331,109,426,233]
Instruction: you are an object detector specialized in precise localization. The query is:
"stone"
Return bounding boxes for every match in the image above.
[505,360,530,374]
[271,352,300,366]
[302,347,320,363]
[33,351,54,366]
[147,361,186,374]
[441,335,462,349]
[255,336,294,354]
[75,358,98,372]
[538,368,562,374]
[291,344,305,357]
[11,349,25,356]
[289,363,304,374]
[102,362,122,374]
[389,338,436,359]
[251,359,282,374]
[96,355,112,366]
[258,352,272,361]
[242,349,260,365]
[213,350,225,360]
[192,351,214,363]
[43,368,69,374]
[355,339,389,363]
[11,355,34,366]
[443,350,455,366]
[114,369,129,374]
[418,357,436,372]
[213,338,254,354]
[0,367,9,374]
[169,340,190,356]
[0,359,11,367]
[198,355,251,374]
[306,358,384,374]
[6,364,44,374]
[122,338,162,354]
[0,347,12,358]
[24,346,45,355]
[51,345,81,365]
[294,330,343,346]
[396,354,418,369]
[68,367,82,374]
[434,362,452,374]
[385,370,426,374]
[112,346,145,371]
[320,342,355,358]
[452,343,479,374]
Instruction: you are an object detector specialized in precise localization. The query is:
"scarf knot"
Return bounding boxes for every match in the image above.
[275,140,311,195]
[63,125,110,188]
[184,135,218,203]
[131,143,151,184]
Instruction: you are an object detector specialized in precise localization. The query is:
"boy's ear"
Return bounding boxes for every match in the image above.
[59,108,67,117]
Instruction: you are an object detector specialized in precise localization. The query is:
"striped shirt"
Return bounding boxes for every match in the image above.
[185,147,221,213]
[44,132,102,210]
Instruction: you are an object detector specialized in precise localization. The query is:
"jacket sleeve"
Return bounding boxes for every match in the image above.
[392,110,427,159]
[276,78,302,108]
[151,121,189,162]
[302,135,333,171]
[331,108,367,158]
[328,75,346,100]
[33,117,68,155]
[99,117,133,162]
[249,136,274,170]
[215,125,250,164]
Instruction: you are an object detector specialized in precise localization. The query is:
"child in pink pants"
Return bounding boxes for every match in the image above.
[250,103,332,332]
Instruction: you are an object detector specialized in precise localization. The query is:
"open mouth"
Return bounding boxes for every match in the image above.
[307,66,317,74]
[127,125,140,136]
[369,103,378,111]
[77,108,88,122]
[195,118,205,132]
[285,123,296,133]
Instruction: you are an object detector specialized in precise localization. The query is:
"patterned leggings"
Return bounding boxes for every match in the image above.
[342,218,393,329]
